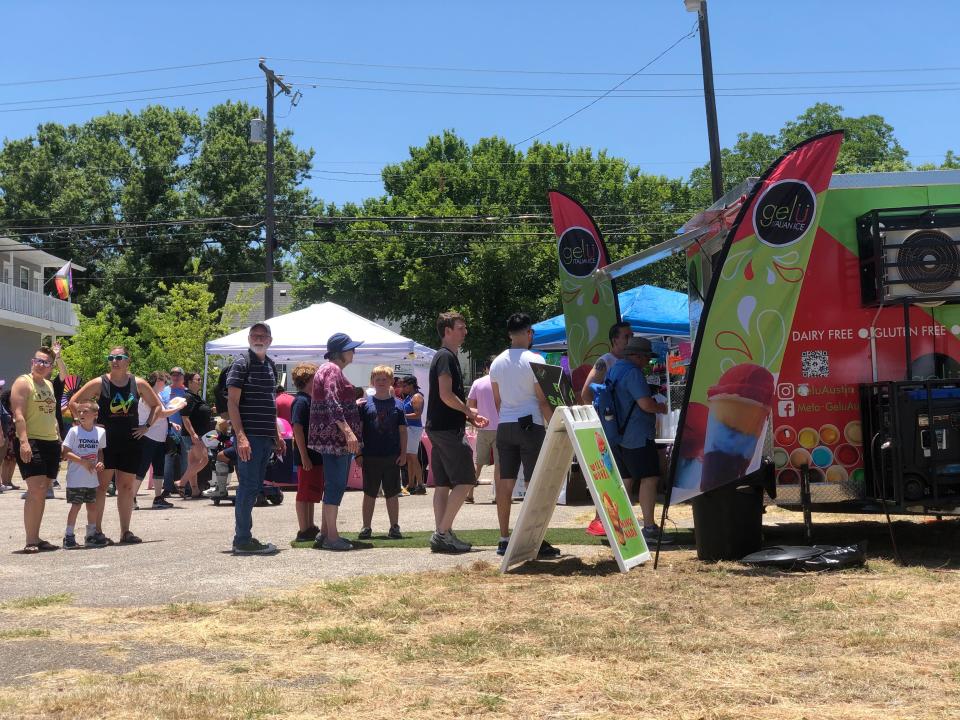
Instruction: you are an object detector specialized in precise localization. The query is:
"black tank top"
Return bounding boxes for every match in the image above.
[98,375,140,438]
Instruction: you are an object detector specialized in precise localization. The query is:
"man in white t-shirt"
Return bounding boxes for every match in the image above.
[578,320,634,537]
[489,312,558,559]
[61,402,107,549]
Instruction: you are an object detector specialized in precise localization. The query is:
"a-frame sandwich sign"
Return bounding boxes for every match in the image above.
[499,404,650,573]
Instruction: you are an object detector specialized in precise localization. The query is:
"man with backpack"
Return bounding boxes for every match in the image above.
[581,321,632,537]
[605,336,670,544]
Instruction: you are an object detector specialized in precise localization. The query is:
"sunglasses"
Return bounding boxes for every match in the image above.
[107,354,129,362]
[31,358,52,366]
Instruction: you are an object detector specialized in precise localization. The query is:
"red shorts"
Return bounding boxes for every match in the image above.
[296,464,325,503]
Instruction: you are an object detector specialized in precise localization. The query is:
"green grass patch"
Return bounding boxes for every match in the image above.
[290,527,693,549]
[304,625,384,646]
[1,593,73,609]
[0,628,50,639]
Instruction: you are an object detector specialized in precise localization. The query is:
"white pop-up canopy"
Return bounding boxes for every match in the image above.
[204,302,436,394]
[206,302,435,364]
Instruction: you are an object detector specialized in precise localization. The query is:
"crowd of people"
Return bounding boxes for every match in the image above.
[0,310,669,556]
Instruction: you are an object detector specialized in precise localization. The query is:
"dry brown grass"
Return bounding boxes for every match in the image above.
[1,546,958,719]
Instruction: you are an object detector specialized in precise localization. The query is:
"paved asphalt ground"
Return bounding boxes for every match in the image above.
[0,470,615,608]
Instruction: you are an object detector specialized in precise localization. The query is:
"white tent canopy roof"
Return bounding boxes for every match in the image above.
[205,302,435,364]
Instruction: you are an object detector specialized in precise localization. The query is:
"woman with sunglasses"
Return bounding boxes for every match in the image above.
[10,346,60,553]
[70,346,161,546]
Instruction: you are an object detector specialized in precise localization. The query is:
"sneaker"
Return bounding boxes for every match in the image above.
[152,497,174,509]
[107,481,116,497]
[85,532,110,548]
[399,486,411,497]
[641,525,673,545]
[63,534,78,549]
[537,540,561,558]
[119,531,142,544]
[295,526,320,542]
[388,524,403,540]
[202,487,224,498]
[311,536,326,550]
[496,539,509,556]
[413,485,427,495]
[357,527,372,540]
[321,537,354,551]
[52,480,61,489]
[586,518,606,537]
[430,531,471,554]
[233,539,278,555]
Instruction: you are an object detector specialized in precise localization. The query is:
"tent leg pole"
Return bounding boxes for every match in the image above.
[202,353,209,398]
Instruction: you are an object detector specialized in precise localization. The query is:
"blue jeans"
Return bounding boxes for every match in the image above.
[321,453,353,506]
[163,432,190,493]
[233,435,273,547]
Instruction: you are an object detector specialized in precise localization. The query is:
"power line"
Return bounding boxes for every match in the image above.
[0,85,261,114]
[268,56,960,78]
[0,78,260,108]
[0,59,258,88]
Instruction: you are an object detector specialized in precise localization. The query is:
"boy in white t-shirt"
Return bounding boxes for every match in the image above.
[61,402,107,549]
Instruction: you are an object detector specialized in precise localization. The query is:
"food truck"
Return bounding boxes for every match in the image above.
[676,168,960,516]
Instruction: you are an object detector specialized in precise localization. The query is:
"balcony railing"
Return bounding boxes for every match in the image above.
[0,282,77,328]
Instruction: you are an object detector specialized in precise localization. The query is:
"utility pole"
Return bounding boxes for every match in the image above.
[685,0,723,202]
[258,59,291,320]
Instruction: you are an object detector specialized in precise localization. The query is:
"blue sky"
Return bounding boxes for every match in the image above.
[3,1,959,209]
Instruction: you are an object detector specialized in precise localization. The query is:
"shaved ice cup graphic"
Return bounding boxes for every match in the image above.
[700,363,775,493]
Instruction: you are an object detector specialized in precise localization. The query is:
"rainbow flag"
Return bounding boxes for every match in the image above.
[54,261,72,300]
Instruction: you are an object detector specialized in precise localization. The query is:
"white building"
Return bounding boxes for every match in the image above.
[0,237,81,384]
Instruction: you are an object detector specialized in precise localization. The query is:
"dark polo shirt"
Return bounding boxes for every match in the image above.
[226,350,277,437]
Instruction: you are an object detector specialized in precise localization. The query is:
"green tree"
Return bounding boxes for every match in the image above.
[689,103,912,205]
[294,131,692,359]
[133,273,225,375]
[59,309,141,382]
[0,102,315,327]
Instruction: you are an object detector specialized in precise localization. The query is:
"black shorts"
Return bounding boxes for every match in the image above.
[361,455,402,498]
[15,438,62,480]
[137,437,166,479]
[496,422,546,480]
[619,440,660,481]
[66,486,97,505]
[104,434,141,474]
[428,428,476,488]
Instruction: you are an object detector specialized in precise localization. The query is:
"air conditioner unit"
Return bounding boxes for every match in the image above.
[881,227,960,301]
[858,206,960,305]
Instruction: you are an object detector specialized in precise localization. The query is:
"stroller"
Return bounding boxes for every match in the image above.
[201,430,285,507]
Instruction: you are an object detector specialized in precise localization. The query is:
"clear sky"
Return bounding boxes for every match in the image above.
[4,1,959,210]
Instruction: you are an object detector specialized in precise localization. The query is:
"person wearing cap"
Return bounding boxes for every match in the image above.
[609,336,671,544]
[225,322,284,555]
[308,332,364,551]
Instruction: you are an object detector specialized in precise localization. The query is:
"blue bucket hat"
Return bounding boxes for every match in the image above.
[324,332,363,359]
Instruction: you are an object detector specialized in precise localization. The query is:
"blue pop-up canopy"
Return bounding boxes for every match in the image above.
[532,284,689,350]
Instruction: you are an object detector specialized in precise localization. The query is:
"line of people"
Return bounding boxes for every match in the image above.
[2,311,669,556]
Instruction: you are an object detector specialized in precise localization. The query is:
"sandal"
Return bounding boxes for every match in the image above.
[23,543,39,554]
[31,540,59,552]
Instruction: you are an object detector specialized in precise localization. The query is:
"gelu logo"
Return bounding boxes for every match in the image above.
[558,226,601,277]
[753,180,816,247]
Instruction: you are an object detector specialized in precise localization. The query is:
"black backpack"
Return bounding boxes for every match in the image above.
[214,358,249,413]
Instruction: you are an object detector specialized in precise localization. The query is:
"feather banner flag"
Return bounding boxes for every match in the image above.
[668,131,844,506]
[54,262,72,300]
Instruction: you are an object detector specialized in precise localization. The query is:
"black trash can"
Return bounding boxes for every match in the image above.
[691,483,763,562]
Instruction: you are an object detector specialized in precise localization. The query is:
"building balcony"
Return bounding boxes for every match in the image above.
[0,282,78,336]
